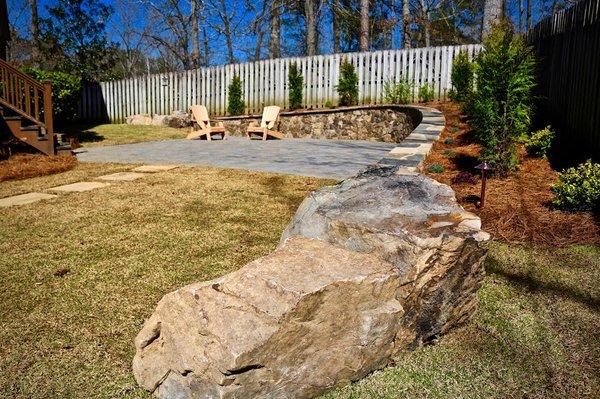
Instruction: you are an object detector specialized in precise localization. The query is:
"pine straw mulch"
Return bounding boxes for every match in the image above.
[0,153,78,183]
[422,102,599,247]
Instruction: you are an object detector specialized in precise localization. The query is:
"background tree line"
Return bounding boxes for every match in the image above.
[5,0,577,82]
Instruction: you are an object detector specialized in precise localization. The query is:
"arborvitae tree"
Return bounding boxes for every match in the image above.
[449,51,474,103]
[337,60,359,106]
[288,62,303,110]
[227,75,245,115]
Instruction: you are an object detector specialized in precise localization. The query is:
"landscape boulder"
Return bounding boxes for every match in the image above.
[126,114,153,125]
[133,165,489,398]
[163,110,192,128]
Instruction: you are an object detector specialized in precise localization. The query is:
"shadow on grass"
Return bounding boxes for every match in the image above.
[58,123,106,144]
[486,254,600,312]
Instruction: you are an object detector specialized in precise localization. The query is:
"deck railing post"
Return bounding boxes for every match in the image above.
[43,80,53,136]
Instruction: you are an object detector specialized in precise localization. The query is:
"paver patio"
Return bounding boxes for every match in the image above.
[76,137,397,179]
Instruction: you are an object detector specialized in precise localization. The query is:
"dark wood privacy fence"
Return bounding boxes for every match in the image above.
[526,0,600,161]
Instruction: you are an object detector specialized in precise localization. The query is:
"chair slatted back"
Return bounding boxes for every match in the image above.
[260,106,281,129]
[190,105,211,130]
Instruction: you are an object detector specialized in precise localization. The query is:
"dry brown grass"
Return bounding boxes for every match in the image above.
[0,154,78,183]
[423,102,599,247]
[0,163,333,398]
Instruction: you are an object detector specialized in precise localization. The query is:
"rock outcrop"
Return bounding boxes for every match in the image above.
[281,166,489,347]
[133,165,489,399]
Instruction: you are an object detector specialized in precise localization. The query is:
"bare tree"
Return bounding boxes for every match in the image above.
[331,0,340,53]
[206,0,236,63]
[526,0,531,30]
[305,0,317,56]
[191,0,201,67]
[482,0,505,37]
[359,0,369,51]
[269,0,281,58]
[28,0,40,64]
[403,0,411,48]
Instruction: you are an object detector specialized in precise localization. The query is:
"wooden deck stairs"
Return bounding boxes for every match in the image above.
[0,59,70,155]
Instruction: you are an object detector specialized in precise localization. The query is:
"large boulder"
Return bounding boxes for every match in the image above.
[126,114,152,125]
[281,165,489,346]
[134,237,404,398]
[133,165,489,398]
[163,110,192,128]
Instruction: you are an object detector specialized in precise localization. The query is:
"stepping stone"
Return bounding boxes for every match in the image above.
[97,172,146,181]
[48,181,109,193]
[0,192,57,208]
[132,165,180,173]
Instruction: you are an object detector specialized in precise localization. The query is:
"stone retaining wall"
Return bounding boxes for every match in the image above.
[217,105,421,142]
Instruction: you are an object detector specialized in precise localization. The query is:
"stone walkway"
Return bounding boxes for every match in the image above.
[75,137,397,180]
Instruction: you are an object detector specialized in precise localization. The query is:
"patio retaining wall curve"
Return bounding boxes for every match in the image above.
[132,106,490,399]
[216,105,422,143]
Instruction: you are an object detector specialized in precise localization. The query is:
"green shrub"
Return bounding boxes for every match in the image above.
[324,100,334,108]
[427,163,445,173]
[288,62,303,110]
[444,137,455,145]
[443,149,456,158]
[383,79,413,104]
[24,68,82,123]
[449,51,474,103]
[418,84,435,103]
[551,160,600,210]
[337,60,359,106]
[468,23,536,176]
[525,126,554,157]
[227,75,245,115]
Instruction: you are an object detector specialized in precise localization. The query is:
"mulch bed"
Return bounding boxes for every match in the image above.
[0,154,78,183]
[423,102,599,247]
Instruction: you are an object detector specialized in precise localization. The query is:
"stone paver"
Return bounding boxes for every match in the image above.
[47,181,110,193]
[77,137,397,180]
[97,172,147,181]
[0,192,57,208]
[132,165,180,173]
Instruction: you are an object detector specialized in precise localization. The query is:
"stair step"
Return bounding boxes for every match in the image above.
[3,116,22,121]
[20,125,40,132]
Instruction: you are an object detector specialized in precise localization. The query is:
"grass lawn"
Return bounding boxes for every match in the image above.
[60,123,188,147]
[1,163,598,398]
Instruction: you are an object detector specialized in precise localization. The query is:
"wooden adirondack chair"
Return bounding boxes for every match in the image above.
[187,105,226,140]
[246,106,284,140]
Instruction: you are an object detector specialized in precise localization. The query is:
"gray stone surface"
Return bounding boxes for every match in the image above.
[47,181,109,193]
[97,172,147,181]
[133,165,180,172]
[0,192,57,207]
[77,137,396,180]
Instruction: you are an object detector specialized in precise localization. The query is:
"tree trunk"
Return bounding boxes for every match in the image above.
[191,0,200,68]
[28,0,40,65]
[359,0,369,51]
[402,0,411,48]
[482,0,505,38]
[305,0,317,56]
[269,0,281,58]
[202,25,210,66]
[526,0,532,31]
[420,0,430,47]
[332,0,340,53]
[518,0,523,32]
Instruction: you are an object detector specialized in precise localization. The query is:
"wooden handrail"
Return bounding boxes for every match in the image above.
[0,58,53,136]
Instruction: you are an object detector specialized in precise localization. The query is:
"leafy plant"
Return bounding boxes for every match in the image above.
[525,126,554,157]
[551,160,600,210]
[324,100,334,108]
[227,75,245,115]
[24,68,82,123]
[419,84,435,103]
[468,23,536,176]
[443,149,456,157]
[444,137,455,145]
[383,79,413,104]
[449,51,474,103]
[288,62,303,110]
[427,164,445,173]
[337,60,359,106]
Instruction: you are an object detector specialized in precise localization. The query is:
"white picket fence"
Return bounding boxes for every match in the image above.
[80,44,482,122]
